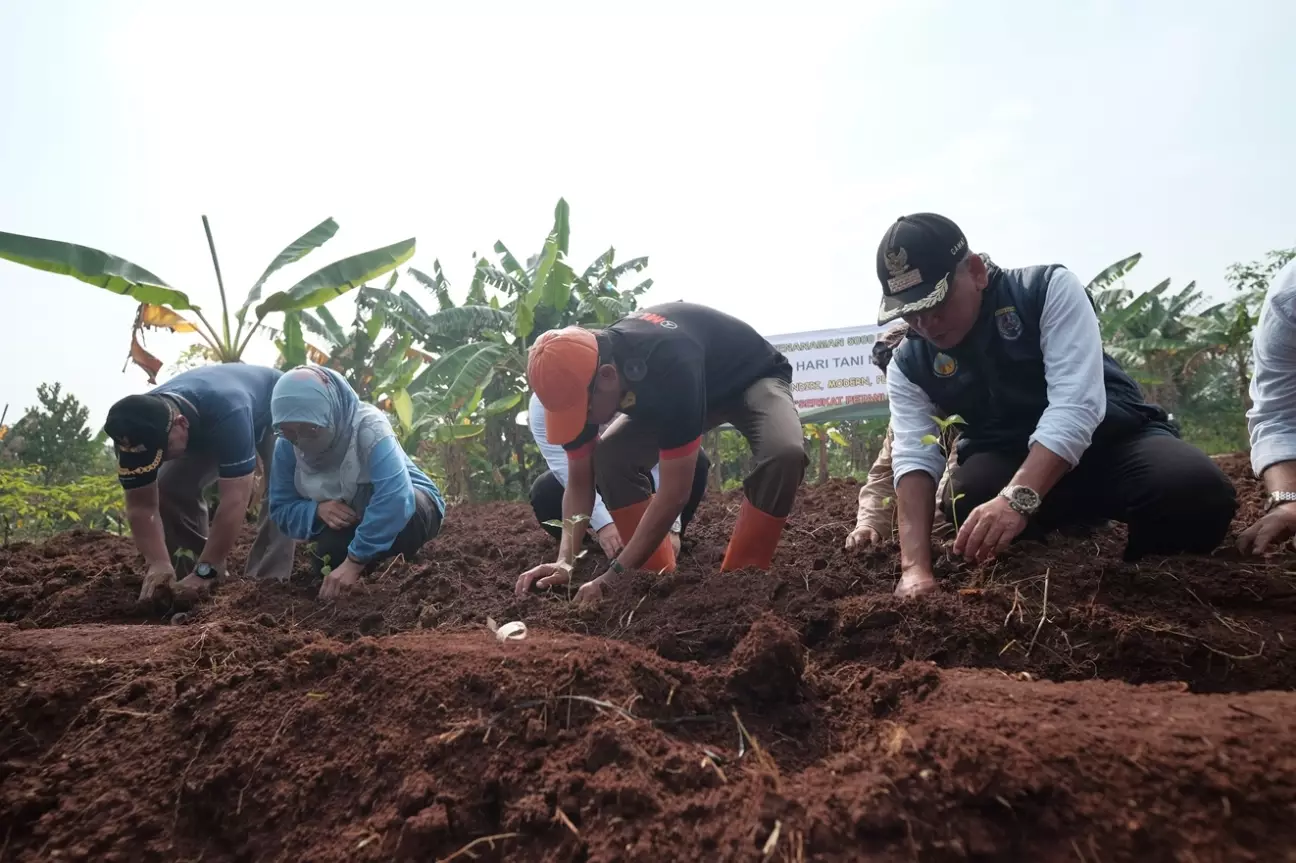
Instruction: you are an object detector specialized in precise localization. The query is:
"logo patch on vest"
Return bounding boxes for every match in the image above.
[995,306,1023,341]
[619,391,637,410]
[932,352,957,378]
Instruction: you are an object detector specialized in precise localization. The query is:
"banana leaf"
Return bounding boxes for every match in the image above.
[0,230,193,309]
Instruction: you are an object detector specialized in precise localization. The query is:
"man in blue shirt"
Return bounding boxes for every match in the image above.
[103,363,294,601]
[879,213,1236,597]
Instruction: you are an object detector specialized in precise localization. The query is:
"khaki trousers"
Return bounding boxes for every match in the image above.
[156,429,295,581]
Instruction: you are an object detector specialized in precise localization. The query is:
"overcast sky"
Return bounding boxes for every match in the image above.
[1,0,1293,429]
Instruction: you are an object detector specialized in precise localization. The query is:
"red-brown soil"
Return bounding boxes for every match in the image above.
[2,453,1296,861]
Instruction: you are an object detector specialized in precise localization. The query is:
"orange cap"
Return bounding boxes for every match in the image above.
[528,327,599,445]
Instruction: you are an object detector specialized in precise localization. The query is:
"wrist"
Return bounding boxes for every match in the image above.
[999,485,1041,516]
[1266,491,1296,511]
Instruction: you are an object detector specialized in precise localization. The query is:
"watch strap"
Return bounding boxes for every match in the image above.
[608,558,626,576]
[1268,491,1296,510]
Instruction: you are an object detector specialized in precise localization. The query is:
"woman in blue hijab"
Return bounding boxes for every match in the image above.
[269,366,446,600]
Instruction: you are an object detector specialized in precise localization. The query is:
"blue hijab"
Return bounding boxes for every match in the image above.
[271,367,395,505]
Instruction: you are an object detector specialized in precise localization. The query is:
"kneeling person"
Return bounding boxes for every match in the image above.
[877,213,1236,597]
[268,367,447,600]
[516,303,808,605]
[105,364,295,601]
[527,392,710,557]
[846,324,959,550]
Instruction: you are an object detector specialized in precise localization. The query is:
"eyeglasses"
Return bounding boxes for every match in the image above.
[274,423,328,444]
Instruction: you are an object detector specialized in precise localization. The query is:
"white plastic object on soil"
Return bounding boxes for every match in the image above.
[485,617,528,642]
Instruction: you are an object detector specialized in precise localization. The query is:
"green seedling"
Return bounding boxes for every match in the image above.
[920,414,967,532]
[544,514,592,600]
[307,546,334,578]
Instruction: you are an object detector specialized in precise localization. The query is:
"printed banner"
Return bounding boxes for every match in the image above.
[766,324,890,412]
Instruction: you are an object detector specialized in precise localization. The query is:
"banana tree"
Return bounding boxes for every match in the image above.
[804,422,848,485]
[0,217,415,382]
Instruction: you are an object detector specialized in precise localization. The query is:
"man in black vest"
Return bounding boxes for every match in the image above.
[877,213,1237,598]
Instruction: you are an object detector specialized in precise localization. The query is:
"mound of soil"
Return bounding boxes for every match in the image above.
[2,452,1295,861]
[4,623,1296,862]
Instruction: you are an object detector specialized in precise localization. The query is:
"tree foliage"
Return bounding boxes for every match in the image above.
[1090,246,1296,454]
[8,383,110,485]
[0,218,415,382]
[0,466,123,546]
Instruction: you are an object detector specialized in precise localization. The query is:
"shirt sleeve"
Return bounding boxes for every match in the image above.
[887,361,947,485]
[268,438,319,541]
[529,395,613,531]
[1248,261,1296,476]
[348,436,416,563]
[1029,267,1107,465]
[212,405,259,479]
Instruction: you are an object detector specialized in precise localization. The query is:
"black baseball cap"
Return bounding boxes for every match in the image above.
[104,394,175,489]
[876,213,969,324]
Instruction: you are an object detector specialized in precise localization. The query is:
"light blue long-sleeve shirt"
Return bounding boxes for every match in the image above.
[527,393,679,533]
[269,435,445,562]
[888,266,1108,485]
[1248,258,1296,476]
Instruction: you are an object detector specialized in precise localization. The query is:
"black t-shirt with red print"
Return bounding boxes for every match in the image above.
[564,302,791,460]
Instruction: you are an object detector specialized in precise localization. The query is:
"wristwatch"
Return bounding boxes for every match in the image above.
[608,558,627,576]
[1000,485,1042,516]
[195,562,217,580]
[1266,491,1296,511]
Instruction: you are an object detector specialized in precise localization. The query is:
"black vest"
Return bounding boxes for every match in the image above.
[893,264,1172,460]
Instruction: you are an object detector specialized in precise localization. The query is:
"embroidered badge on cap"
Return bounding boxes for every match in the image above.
[995,306,1023,341]
[884,247,923,294]
[933,352,957,378]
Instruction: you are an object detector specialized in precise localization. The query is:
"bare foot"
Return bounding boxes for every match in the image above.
[894,572,937,598]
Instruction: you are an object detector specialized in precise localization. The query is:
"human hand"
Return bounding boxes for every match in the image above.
[1238,502,1296,555]
[845,525,882,552]
[593,524,624,558]
[173,562,225,601]
[515,562,573,598]
[319,558,365,601]
[954,495,1028,563]
[138,563,177,602]
[574,576,606,608]
[895,566,937,598]
[317,500,360,531]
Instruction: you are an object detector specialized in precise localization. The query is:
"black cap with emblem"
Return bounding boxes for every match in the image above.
[104,394,175,489]
[875,213,969,325]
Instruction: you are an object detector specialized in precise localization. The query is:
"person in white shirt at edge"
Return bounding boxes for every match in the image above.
[878,213,1237,598]
[527,392,710,558]
[1240,257,1296,553]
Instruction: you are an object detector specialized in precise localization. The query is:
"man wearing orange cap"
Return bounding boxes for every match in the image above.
[515,303,808,605]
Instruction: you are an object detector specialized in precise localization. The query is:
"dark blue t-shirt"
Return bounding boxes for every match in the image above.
[154,364,282,480]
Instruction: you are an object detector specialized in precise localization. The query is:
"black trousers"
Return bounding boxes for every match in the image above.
[530,449,712,541]
[942,428,1237,561]
[311,490,442,575]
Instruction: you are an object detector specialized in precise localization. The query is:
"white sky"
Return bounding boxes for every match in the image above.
[2,0,1294,428]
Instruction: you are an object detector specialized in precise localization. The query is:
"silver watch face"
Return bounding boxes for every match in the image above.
[1009,486,1041,513]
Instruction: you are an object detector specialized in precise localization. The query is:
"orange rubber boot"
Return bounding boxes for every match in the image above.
[609,498,677,573]
[721,499,788,572]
